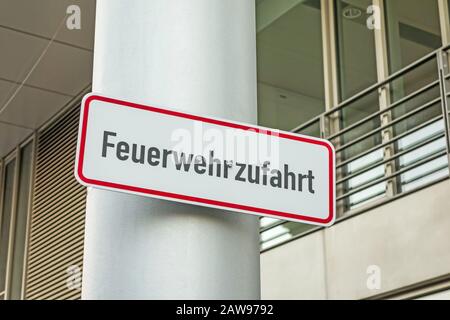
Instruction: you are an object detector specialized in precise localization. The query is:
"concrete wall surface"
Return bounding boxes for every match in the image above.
[261,179,450,299]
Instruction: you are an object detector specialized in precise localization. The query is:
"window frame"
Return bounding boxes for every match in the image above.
[260,0,450,250]
[0,134,36,300]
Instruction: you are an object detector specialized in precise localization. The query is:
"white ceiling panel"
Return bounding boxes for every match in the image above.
[0,1,95,158]
[26,41,93,96]
[0,0,96,50]
[0,27,49,84]
[0,25,93,97]
[0,79,70,129]
[0,76,16,107]
[0,122,32,157]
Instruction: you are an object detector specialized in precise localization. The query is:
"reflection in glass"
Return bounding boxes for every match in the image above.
[385,0,445,193]
[334,0,385,211]
[257,0,325,247]
[385,0,442,74]
[335,0,378,100]
[257,0,325,131]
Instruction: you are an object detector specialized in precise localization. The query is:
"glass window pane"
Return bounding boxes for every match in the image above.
[396,119,448,192]
[9,143,33,300]
[0,160,16,292]
[257,0,323,247]
[335,0,378,100]
[386,0,441,140]
[385,0,442,74]
[257,0,325,131]
[385,1,444,194]
[334,93,385,212]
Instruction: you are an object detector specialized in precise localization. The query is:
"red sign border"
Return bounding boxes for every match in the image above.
[75,94,336,226]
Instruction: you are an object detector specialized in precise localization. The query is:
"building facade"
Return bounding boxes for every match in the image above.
[1,0,450,299]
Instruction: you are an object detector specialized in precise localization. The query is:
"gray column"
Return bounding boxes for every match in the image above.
[81,0,260,299]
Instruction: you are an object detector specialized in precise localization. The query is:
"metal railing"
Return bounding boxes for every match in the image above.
[260,45,450,251]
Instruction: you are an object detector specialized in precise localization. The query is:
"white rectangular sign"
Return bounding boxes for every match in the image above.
[75,94,335,226]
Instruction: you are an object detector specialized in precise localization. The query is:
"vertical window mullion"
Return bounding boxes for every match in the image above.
[384,0,444,192]
[20,135,37,300]
[321,0,340,119]
[0,155,16,297]
[321,0,344,216]
[4,148,21,300]
[438,0,450,45]
[373,0,398,198]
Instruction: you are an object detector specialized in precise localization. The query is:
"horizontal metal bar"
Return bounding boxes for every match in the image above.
[260,229,292,244]
[327,80,440,141]
[400,163,449,185]
[348,189,386,208]
[336,115,443,169]
[336,97,441,153]
[262,46,450,250]
[260,224,322,250]
[323,50,440,115]
[292,46,450,135]
[336,132,446,185]
[337,150,447,201]
[292,116,321,134]
[260,220,285,233]
[261,176,450,252]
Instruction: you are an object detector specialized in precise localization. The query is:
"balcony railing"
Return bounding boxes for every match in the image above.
[260,45,450,251]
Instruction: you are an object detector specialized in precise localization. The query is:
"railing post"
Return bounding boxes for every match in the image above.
[321,111,345,217]
[379,84,398,199]
[319,114,326,139]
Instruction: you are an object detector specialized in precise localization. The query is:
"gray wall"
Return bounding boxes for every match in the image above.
[261,179,450,299]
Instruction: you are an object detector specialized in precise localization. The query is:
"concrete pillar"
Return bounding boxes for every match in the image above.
[81,0,260,299]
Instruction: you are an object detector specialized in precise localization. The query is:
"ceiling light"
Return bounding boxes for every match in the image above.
[343,7,362,20]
